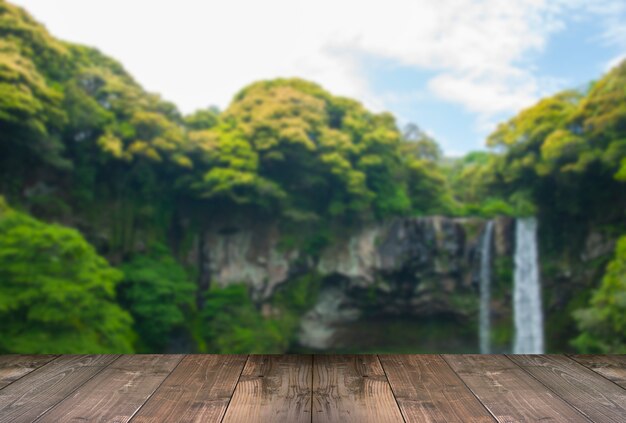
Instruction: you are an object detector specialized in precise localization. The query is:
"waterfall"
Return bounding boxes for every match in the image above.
[479,220,494,354]
[513,217,544,354]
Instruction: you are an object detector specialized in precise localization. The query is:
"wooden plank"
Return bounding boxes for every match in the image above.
[313,355,403,423]
[443,354,589,422]
[379,354,495,423]
[0,355,118,423]
[130,355,247,423]
[0,355,57,390]
[222,355,312,423]
[510,354,626,422]
[36,354,182,423]
[570,355,626,389]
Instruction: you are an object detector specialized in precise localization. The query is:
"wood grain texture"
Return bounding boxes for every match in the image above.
[222,355,312,423]
[380,354,495,423]
[0,355,118,423]
[130,354,247,423]
[570,355,626,389]
[443,354,589,422]
[0,355,57,390]
[1,354,625,422]
[36,354,182,423]
[312,355,403,423]
[510,354,626,422]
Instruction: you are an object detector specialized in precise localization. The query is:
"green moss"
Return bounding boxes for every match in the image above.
[492,256,513,297]
[490,255,513,351]
[541,249,612,352]
[448,291,479,316]
[272,273,322,314]
[545,286,592,353]
[457,218,484,242]
[491,317,513,351]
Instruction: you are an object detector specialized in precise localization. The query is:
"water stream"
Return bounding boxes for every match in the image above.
[513,217,544,354]
[479,220,494,354]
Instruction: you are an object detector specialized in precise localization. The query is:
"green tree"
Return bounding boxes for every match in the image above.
[187,79,450,222]
[485,63,626,223]
[119,244,196,352]
[0,197,134,353]
[402,123,442,162]
[184,106,220,130]
[572,236,626,353]
[201,284,287,353]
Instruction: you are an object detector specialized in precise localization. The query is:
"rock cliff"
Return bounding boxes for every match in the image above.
[191,216,515,350]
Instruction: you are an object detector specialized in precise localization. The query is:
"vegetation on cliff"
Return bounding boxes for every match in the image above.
[573,235,626,353]
[0,0,624,353]
[466,62,626,352]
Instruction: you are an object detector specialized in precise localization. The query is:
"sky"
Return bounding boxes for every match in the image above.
[11,0,626,156]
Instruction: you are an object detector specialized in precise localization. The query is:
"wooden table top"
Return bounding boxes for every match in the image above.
[0,354,624,422]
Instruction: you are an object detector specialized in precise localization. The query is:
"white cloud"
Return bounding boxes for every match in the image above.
[9,0,625,123]
[605,54,626,72]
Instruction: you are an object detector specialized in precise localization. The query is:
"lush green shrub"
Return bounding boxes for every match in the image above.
[119,244,196,352]
[572,236,626,353]
[201,284,288,353]
[200,274,323,354]
[0,197,134,353]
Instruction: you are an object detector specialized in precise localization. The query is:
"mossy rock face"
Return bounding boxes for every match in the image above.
[541,247,613,352]
[455,217,485,245]
[295,215,500,351]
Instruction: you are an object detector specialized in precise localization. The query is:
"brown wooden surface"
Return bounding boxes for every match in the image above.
[0,354,624,422]
[510,354,626,422]
[380,354,495,423]
[0,355,118,423]
[0,355,56,390]
[222,355,312,423]
[443,354,591,422]
[571,355,626,390]
[313,355,403,423]
[131,355,247,423]
[36,355,182,423]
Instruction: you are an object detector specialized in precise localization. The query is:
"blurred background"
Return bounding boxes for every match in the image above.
[0,0,624,354]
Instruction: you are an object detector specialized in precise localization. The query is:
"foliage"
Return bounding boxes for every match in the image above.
[201,284,288,353]
[1,0,626,355]
[119,244,196,352]
[402,123,442,161]
[477,62,626,351]
[0,197,134,353]
[486,64,626,222]
[186,80,451,221]
[200,273,323,354]
[0,3,68,176]
[0,0,452,228]
[572,236,626,353]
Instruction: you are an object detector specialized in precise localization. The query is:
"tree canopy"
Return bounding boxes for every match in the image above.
[0,0,625,355]
[0,197,134,353]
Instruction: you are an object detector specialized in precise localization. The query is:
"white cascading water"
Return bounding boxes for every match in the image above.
[479,220,494,354]
[513,217,544,354]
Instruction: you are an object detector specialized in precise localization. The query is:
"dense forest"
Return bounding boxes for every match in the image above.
[0,0,624,353]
